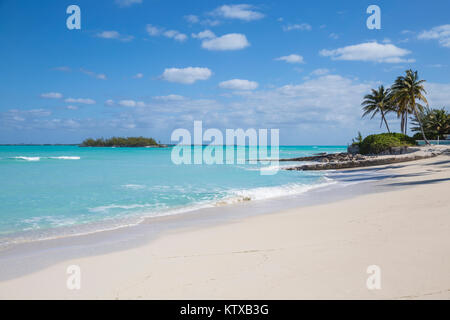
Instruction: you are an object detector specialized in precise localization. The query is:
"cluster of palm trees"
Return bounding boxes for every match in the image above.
[362,69,430,144]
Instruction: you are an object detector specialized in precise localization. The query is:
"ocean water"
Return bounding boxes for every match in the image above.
[0,145,346,245]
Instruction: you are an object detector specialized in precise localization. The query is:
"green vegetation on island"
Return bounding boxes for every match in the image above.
[81,137,160,147]
[354,69,449,155]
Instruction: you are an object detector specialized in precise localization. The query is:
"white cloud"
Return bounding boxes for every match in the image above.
[310,68,330,76]
[146,24,162,36]
[163,30,188,42]
[118,100,146,107]
[426,83,450,106]
[275,54,305,64]
[202,19,221,27]
[184,14,220,26]
[80,68,107,80]
[154,94,185,101]
[191,30,216,39]
[66,105,78,110]
[161,67,212,84]
[184,15,199,23]
[329,33,339,40]
[65,98,96,105]
[283,23,312,31]
[115,0,142,7]
[40,92,63,99]
[201,33,249,51]
[1,109,52,128]
[320,42,414,63]
[146,24,187,42]
[105,99,115,106]
[133,73,144,79]
[96,30,134,42]
[212,4,264,21]
[97,30,120,39]
[219,79,259,90]
[418,25,450,48]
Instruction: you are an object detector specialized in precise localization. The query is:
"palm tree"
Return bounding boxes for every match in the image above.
[362,85,392,133]
[411,107,450,139]
[391,70,429,144]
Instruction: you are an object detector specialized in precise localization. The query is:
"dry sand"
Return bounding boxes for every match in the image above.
[0,152,449,299]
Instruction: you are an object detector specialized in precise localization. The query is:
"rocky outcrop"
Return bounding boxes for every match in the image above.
[280,146,449,171]
[284,153,439,171]
[280,152,365,163]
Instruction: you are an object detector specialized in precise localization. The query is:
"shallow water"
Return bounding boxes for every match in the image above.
[0,145,346,244]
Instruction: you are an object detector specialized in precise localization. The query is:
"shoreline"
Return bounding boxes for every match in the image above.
[283,145,449,171]
[0,176,339,251]
[0,154,449,299]
[0,175,374,281]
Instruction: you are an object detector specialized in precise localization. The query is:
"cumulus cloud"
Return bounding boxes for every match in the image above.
[146,24,162,36]
[275,54,305,64]
[310,68,330,76]
[418,24,450,48]
[133,73,144,79]
[146,24,187,42]
[201,33,249,51]
[211,4,264,21]
[40,92,63,99]
[161,67,212,84]
[184,14,220,26]
[163,30,188,42]
[283,23,312,31]
[191,30,216,39]
[115,0,142,7]
[65,98,96,104]
[96,30,134,42]
[219,79,259,90]
[118,100,146,107]
[320,42,414,63]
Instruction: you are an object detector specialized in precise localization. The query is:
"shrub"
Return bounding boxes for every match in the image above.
[359,133,416,155]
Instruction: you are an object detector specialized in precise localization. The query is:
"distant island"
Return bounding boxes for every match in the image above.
[81,137,166,148]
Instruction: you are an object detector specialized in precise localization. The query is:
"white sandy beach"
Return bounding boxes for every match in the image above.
[0,152,449,300]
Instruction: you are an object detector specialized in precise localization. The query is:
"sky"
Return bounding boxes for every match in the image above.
[0,0,449,145]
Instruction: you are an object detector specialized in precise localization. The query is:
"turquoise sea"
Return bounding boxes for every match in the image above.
[0,145,346,245]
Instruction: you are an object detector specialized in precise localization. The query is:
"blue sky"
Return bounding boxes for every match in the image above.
[0,0,449,144]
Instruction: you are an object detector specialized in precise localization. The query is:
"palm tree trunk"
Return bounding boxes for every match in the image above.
[380,110,390,133]
[405,112,408,134]
[401,112,405,134]
[412,102,429,144]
